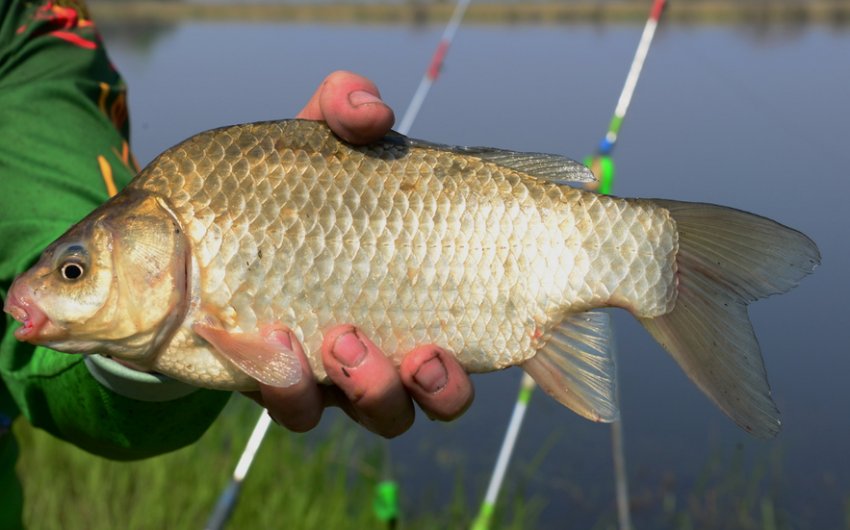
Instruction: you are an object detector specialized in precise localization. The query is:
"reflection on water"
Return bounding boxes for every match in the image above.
[100,21,849,528]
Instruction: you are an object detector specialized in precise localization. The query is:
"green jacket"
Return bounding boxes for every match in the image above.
[0,1,230,527]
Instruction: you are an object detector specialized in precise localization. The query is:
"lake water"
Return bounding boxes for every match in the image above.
[100,20,850,528]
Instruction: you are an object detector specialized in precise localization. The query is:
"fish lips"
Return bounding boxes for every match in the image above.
[3,281,49,343]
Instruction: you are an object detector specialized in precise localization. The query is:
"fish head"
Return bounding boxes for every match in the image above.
[4,190,189,363]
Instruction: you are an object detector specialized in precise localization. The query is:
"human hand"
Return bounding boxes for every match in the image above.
[244,71,474,438]
[295,70,395,144]
[245,326,474,438]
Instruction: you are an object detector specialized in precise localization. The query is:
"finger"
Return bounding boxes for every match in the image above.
[321,325,414,438]
[296,70,394,145]
[250,330,325,432]
[400,346,474,421]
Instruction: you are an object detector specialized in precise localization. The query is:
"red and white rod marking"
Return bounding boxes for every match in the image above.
[397,0,473,135]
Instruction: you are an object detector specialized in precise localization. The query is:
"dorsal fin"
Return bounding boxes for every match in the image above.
[383,131,595,185]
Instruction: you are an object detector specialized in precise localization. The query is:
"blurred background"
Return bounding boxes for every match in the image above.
[15,1,850,528]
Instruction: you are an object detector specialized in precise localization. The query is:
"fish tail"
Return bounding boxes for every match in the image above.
[638,200,820,438]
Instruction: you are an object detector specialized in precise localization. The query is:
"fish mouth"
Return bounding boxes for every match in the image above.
[3,281,48,343]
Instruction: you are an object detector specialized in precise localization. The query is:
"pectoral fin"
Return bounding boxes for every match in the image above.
[193,322,302,388]
[522,311,618,422]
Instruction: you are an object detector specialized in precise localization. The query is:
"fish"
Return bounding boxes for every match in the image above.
[3,119,820,437]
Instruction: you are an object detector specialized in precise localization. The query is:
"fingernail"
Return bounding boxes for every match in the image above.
[413,356,448,394]
[348,90,382,107]
[332,331,367,368]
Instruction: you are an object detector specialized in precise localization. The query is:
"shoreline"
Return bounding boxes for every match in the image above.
[89,1,850,26]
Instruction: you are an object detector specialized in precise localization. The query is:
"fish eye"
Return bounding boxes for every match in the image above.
[60,262,85,281]
[53,242,89,281]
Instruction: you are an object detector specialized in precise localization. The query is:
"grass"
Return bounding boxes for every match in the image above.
[614,444,792,530]
[17,396,373,529]
[12,395,816,529]
[14,395,540,530]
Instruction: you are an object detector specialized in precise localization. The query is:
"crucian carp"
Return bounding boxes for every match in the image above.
[4,120,820,438]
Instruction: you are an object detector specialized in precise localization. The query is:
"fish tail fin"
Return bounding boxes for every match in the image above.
[522,311,618,423]
[639,200,820,438]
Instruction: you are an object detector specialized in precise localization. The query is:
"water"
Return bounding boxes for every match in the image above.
[101,21,849,528]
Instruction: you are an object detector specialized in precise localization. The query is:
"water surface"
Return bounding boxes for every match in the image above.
[101,21,850,528]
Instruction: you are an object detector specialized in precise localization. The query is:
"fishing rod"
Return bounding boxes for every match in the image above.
[375,3,476,527]
[205,412,273,530]
[470,373,536,530]
[587,3,666,529]
[587,0,667,194]
[471,1,667,529]
[396,0,473,136]
[206,3,476,528]
[209,0,666,525]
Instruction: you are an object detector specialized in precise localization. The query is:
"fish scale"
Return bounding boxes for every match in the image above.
[129,120,676,384]
[7,119,818,436]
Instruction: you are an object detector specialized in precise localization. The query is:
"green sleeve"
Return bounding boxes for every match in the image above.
[0,0,230,461]
[0,430,23,530]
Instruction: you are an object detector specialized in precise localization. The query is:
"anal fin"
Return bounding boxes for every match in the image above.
[193,321,302,388]
[522,311,618,422]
